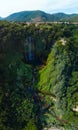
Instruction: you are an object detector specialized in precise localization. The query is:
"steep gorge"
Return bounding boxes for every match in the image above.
[0,21,78,130]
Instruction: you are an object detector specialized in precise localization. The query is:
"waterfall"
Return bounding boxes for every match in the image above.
[28,36,35,61]
[24,36,34,62]
[28,37,32,61]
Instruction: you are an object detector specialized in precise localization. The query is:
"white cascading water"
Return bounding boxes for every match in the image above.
[28,37,33,61]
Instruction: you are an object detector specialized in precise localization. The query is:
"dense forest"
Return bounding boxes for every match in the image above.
[0,21,78,130]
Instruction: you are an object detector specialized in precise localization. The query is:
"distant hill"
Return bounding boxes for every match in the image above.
[63,14,78,22]
[0,17,2,20]
[2,10,78,22]
[4,10,51,22]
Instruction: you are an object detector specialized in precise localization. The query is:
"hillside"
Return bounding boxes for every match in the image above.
[2,10,78,22]
[65,15,78,22]
[4,10,51,22]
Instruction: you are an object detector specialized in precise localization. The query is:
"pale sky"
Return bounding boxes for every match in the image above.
[0,0,78,17]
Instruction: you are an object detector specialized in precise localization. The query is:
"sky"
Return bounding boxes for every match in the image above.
[0,0,78,17]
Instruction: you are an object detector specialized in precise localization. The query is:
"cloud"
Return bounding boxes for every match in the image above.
[0,0,46,16]
[44,0,78,13]
[0,0,78,17]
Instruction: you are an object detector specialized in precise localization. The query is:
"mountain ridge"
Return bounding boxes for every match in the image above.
[0,17,2,20]
[1,10,78,22]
